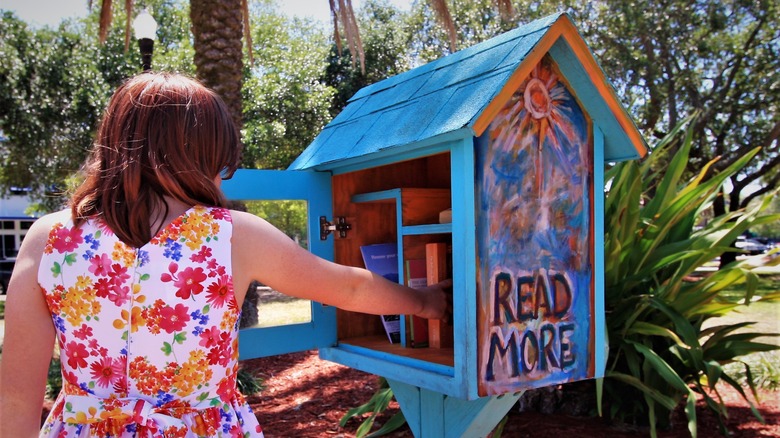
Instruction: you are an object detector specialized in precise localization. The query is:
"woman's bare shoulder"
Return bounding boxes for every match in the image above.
[229,209,272,232]
[27,209,71,236]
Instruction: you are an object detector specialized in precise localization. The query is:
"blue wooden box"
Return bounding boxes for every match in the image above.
[224,13,646,403]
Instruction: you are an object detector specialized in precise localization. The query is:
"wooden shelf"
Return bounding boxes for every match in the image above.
[351,188,451,227]
[340,335,454,368]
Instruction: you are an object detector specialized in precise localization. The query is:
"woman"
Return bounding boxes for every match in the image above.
[0,72,448,437]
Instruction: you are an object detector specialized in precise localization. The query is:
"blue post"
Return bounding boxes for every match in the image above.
[388,379,522,437]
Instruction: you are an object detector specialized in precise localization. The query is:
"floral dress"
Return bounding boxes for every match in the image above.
[38,206,264,437]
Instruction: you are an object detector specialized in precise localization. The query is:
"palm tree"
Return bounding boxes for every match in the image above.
[189,0,246,127]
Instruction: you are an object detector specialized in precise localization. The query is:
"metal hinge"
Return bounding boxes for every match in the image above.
[320,216,351,240]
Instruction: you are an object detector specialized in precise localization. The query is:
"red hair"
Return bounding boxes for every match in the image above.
[71,72,241,247]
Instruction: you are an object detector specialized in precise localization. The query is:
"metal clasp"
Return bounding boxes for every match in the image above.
[320,216,351,240]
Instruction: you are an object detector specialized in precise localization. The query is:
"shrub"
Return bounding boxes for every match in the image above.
[599,117,780,437]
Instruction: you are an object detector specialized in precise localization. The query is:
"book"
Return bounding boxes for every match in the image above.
[426,242,453,348]
[360,243,401,344]
[405,259,429,348]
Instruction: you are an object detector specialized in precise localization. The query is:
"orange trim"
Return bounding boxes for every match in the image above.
[472,26,560,136]
[474,16,648,158]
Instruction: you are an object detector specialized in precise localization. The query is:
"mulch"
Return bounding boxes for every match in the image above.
[244,350,780,438]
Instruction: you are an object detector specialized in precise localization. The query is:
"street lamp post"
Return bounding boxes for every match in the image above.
[132,9,158,71]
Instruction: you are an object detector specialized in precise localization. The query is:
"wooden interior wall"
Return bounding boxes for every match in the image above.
[331,153,451,339]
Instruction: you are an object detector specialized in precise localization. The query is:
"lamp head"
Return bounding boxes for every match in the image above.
[132,8,158,41]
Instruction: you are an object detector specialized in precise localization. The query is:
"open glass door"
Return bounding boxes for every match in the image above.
[222,169,336,359]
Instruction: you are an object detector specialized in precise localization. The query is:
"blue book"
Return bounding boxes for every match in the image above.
[360,243,401,343]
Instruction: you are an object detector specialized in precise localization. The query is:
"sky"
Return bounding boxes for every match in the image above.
[0,0,412,28]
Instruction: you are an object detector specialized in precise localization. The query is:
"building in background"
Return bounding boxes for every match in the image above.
[0,130,40,292]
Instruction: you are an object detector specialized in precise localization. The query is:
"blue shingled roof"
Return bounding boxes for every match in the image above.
[289,13,642,171]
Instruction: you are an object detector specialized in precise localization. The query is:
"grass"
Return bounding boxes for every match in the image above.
[254,299,311,327]
[709,275,780,346]
[705,274,780,389]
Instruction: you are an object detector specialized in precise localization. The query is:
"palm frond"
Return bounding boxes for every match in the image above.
[429,0,457,52]
[98,0,113,44]
[123,0,133,52]
[242,0,254,65]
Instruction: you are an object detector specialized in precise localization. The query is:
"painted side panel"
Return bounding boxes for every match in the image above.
[475,54,595,396]
[221,169,337,359]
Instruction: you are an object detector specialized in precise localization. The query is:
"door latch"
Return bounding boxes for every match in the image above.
[320,216,351,240]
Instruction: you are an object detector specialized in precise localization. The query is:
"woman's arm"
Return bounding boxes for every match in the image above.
[230,210,449,320]
[0,216,57,437]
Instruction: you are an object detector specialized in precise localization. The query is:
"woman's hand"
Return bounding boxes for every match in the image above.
[415,279,452,321]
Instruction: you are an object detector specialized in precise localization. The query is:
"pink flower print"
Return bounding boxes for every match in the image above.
[107,284,131,307]
[52,226,83,253]
[229,425,243,438]
[88,253,112,276]
[173,267,207,300]
[65,341,89,369]
[94,277,112,299]
[205,275,233,308]
[108,263,130,285]
[216,375,235,400]
[89,356,120,388]
[210,208,229,221]
[113,359,129,395]
[158,303,191,333]
[198,326,222,348]
[190,246,212,263]
[88,338,100,354]
[160,262,178,283]
[207,332,232,366]
[73,324,93,340]
[62,369,79,386]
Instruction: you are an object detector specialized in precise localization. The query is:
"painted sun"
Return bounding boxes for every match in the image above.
[492,56,581,198]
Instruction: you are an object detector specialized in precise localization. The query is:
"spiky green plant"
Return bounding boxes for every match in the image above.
[599,117,780,437]
[339,377,406,438]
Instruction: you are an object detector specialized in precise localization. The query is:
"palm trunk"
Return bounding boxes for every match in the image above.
[190,0,245,128]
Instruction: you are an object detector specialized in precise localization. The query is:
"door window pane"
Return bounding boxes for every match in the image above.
[236,200,312,329]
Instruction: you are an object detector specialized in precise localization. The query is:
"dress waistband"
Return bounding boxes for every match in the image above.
[63,393,221,436]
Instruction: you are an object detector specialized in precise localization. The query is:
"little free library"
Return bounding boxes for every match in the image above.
[224,12,647,437]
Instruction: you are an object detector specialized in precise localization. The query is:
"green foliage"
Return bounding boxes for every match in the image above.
[723,351,780,391]
[244,200,308,249]
[323,0,414,116]
[600,117,780,437]
[0,12,119,208]
[46,357,63,399]
[236,366,264,396]
[573,0,780,213]
[241,1,334,170]
[406,0,522,63]
[0,1,195,210]
[339,377,405,438]
[749,195,780,239]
